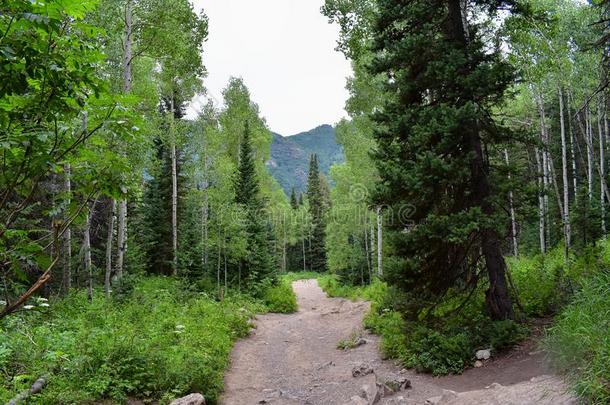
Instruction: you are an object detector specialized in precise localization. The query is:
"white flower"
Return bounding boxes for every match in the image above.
[23,305,35,310]
[0,300,6,306]
[39,303,50,308]
[36,298,48,302]
[175,324,185,330]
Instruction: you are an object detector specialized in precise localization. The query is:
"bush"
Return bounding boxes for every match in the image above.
[320,276,526,375]
[544,271,610,404]
[263,279,297,313]
[0,277,263,404]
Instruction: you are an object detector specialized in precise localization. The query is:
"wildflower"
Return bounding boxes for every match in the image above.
[23,305,35,310]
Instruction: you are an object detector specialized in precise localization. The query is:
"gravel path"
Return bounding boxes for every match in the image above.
[221,279,576,405]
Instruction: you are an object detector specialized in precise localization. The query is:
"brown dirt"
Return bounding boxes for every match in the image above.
[221,279,576,405]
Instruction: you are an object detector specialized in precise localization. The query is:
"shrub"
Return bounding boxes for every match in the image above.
[263,280,298,313]
[0,277,261,404]
[544,271,610,404]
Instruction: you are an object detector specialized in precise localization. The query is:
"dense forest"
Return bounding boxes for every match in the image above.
[1,0,609,404]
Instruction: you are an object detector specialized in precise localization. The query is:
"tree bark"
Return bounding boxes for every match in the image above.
[587,107,594,201]
[104,199,116,298]
[535,147,546,253]
[85,200,95,301]
[376,206,383,277]
[62,163,72,293]
[116,0,133,281]
[598,101,606,235]
[504,150,519,256]
[170,97,178,276]
[559,88,571,263]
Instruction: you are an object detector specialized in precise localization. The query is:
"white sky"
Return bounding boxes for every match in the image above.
[188,0,352,135]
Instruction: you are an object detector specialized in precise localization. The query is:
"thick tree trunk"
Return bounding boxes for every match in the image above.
[62,163,72,293]
[104,199,116,298]
[504,150,518,256]
[376,206,383,277]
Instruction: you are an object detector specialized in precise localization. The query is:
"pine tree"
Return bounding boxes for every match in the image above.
[235,122,274,284]
[369,0,515,320]
[290,188,298,210]
[307,154,328,272]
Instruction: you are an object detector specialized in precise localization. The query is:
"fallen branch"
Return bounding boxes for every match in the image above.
[0,256,58,320]
[6,375,47,405]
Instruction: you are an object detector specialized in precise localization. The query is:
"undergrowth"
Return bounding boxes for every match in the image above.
[0,276,297,404]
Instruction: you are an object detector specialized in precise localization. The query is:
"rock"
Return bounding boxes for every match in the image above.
[425,390,458,404]
[376,373,411,393]
[360,384,381,404]
[474,360,483,368]
[475,349,491,360]
[355,337,368,347]
[262,388,281,398]
[170,393,205,405]
[352,363,374,378]
[346,396,369,405]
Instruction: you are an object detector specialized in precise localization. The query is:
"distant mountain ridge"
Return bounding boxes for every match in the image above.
[267,124,344,195]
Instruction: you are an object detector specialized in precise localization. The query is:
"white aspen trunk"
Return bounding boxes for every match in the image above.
[104,199,116,298]
[170,97,178,276]
[504,150,518,256]
[587,108,594,202]
[63,163,72,293]
[599,102,606,235]
[538,96,550,248]
[377,206,383,277]
[363,219,371,283]
[282,218,287,272]
[367,219,377,275]
[581,109,610,205]
[85,199,96,300]
[567,94,578,203]
[302,236,306,272]
[201,154,209,269]
[559,88,571,255]
[535,148,546,253]
[116,0,132,281]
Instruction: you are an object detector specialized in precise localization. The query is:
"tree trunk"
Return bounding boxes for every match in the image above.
[302,236,306,272]
[538,96,551,247]
[363,219,371,283]
[598,102,606,235]
[201,154,209,270]
[170,98,178,276]
[116,0,133,281]
[370,220,376,277]
[559,88,571,263]
[62,163,72,293]
[85,199,96,301]
[587,107,594,201]
[504,150,518,256]
[535,147,546,253]
[104,199,116,298]
[376,206,383,277]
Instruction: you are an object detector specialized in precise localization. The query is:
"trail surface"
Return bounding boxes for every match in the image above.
[221,279,576,405]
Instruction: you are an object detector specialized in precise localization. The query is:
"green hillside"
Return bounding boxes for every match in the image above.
[267,124,344,194]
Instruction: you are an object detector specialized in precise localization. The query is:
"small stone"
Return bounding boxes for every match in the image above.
[376,373,411,393]
[169,393,205,405]
[475,349,491,360]
[355,337,368,347]
[352,363,374,377]
[474,360,483,368]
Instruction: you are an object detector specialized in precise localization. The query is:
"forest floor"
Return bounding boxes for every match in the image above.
[221,279,577,405]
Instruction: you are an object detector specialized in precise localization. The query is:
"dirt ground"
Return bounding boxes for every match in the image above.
[221,279,577,405]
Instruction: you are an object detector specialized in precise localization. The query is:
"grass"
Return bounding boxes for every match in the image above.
[543,271,610,404]
[0,276,298,404]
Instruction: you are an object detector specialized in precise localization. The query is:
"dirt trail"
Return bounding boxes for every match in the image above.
[221,280,576,405]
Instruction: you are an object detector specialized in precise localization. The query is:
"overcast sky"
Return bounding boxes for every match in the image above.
[188,0,352,136]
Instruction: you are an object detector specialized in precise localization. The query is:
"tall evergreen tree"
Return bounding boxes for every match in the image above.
[307,154,328,272]
[369,0,516,320]
[290,188,299,210]
[235,122,274,284]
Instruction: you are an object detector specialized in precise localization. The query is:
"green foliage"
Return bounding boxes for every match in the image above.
[262,279,298,314]
[307,154,328,272]
[544,271,610,404]
[318,275,525,376]
[0,277,262,404]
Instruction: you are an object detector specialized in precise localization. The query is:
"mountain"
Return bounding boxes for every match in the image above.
[267,124,344,195]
